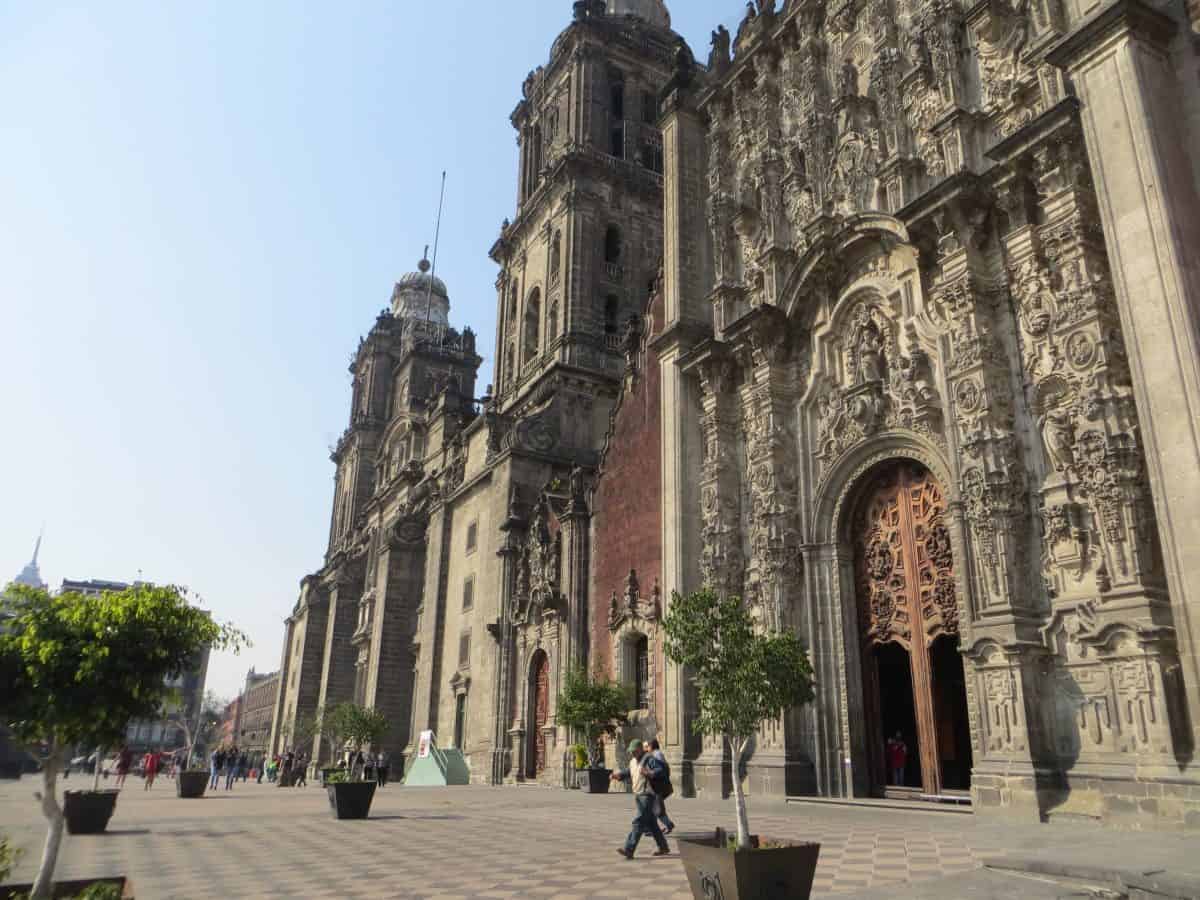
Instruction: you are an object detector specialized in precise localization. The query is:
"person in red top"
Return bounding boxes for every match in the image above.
[886,732,908,786]
[143,750,160,790]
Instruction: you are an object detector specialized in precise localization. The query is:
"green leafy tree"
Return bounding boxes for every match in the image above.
[325,703,389,781]
[555,665,630,768]
[0,583,245,898]
[662,589,815,850]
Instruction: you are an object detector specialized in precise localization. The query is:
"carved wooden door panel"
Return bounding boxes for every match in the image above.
[532,653,549,775]
[855,464,959,795]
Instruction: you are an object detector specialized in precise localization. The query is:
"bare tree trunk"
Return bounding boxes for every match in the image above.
[31,747,67,900]
[729,735,752,851]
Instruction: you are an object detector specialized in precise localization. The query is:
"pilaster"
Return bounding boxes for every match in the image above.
[1048,0,1200,748]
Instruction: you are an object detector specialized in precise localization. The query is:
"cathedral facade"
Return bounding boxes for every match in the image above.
[272,0,1200,830]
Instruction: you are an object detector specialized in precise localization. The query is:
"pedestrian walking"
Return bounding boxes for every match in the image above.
[256,755,265,783]
[143,750,159,790]
[294,752,307,787]
[376,750,389,787]
[225,745,239,790]
[611,739,670,859]
[887,732,908,786]
[115,745,133,789]
[237,750,249,782]
[645,738,676,834]
[210,747,224,790]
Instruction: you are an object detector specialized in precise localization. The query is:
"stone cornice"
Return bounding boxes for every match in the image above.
[1045,0,1178,70]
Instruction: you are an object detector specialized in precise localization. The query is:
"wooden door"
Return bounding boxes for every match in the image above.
[855,463,961,796]
[531,652,549,776]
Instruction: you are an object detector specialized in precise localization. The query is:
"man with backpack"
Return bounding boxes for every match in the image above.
[610,738,671,859]
[645,738,676,834]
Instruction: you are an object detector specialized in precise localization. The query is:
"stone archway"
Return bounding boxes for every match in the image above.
[851,460,972,798]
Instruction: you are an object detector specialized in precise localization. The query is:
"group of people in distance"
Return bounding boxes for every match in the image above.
[208,745,262,790]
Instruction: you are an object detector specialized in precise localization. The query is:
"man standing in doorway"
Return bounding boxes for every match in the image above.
[887,732,908,786]
[611,739,670,859]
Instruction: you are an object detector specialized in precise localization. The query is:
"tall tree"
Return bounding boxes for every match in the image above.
[662,589,815,850]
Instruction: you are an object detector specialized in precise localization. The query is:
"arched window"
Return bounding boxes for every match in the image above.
[532,125,543,183]
[524,289,541,364]
[550,233,562,284]
[604,295,619,335]
[634,635,649,709]
[604,226,622,264]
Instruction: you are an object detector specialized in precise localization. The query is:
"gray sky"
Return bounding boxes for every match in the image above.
[0,0,743,701]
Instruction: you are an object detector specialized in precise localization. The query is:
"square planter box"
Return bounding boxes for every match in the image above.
[1,875,132,898]
[176,771,208,798]
[63,789,119,835]
[577,768,612,794]
[677,833,820,900]
[326,781,377,820]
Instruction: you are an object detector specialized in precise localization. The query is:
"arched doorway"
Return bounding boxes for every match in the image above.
[853,461,972,797]
[527,650,550,779]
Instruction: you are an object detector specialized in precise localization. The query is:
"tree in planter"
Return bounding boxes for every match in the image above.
[662,589,815,851]
[555,665,630,768]
[166,689,224,771]
[0,583,245,899]
[327,703,389,781]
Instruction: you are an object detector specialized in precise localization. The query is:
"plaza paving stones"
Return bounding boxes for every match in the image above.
[0,778,1074,899]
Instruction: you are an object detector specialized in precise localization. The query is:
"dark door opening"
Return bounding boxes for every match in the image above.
[453,694,466,750]
[931,636,973,791]
[875,642,922,789]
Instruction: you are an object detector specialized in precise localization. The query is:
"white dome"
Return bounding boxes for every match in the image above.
[607,0,670,28]
[391,255,450,326]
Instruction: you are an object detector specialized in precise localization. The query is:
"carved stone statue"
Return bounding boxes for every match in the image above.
[709,25,732,71]
[1039,404,1076,473]
[857,321,887,384]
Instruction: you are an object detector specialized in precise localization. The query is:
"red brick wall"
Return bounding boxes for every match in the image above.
[589,289,665,682]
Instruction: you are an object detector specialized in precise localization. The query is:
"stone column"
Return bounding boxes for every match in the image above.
[657,60,713,798]
[313,572,359,763]
[561,469,591,669]
[367,515,428,763]
[490,498,524,784]
[1048,0,1200,745]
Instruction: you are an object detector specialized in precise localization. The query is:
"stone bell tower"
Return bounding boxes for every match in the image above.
[488,0,680,450]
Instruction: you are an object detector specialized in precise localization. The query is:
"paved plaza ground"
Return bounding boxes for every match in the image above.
[0,777,1195,899]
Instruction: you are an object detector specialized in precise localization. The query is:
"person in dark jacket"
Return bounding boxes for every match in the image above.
[611,739,670,859]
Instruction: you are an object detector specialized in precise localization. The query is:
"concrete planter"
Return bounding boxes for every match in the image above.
[577,768,612,793]
[677,833,820,900]
[326,781,377,820]
[176,771,208,798]
[63,789,119,835]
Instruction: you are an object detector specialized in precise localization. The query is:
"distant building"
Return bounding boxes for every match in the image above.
[10,535,46,591]
[219,695,243,749]
[236,669,279,758]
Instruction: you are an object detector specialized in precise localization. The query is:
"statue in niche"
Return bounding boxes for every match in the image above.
[857,321,887,384]
[1039,402,1076,473]
[840,60,860,99]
